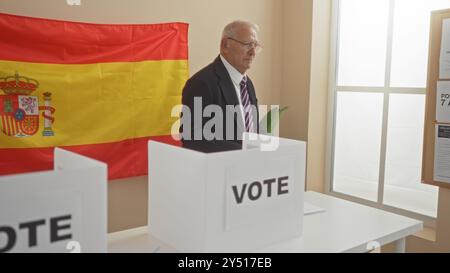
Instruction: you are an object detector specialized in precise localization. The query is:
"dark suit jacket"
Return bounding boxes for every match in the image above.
[180,56,259,153]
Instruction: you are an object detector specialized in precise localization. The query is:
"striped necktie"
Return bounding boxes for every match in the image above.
[240,76,254,132]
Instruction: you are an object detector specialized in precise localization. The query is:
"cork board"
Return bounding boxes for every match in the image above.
[422,9,450,188]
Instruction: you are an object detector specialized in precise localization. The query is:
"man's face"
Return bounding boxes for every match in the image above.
[222,26,258,74]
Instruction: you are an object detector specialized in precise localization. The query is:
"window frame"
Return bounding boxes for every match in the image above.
[325,0,436,228]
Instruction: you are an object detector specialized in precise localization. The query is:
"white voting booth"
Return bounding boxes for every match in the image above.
[148,133,306,252]
[0,148,107,253]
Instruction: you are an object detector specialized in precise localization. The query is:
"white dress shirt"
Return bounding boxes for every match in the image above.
[220,55,247,128]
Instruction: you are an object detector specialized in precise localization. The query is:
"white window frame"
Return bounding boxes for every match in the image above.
[325,0,436,228]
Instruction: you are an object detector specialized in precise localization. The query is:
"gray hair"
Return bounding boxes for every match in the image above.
[221,20,259,39]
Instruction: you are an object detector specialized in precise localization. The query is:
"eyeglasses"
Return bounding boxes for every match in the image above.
[227,37,263,53]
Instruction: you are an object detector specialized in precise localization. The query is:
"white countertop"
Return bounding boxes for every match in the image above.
[108,191,422,253]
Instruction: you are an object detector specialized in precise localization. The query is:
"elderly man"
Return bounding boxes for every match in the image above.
[180,20,262,153]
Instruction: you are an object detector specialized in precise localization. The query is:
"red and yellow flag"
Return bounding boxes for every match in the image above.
[0,13,188,179]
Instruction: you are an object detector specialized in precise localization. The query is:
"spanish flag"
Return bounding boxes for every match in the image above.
[0,13,188,179]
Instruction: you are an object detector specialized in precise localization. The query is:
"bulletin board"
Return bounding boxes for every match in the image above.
[422,9,450,188]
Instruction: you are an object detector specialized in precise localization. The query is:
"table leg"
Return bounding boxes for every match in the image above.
[393,238,406,253]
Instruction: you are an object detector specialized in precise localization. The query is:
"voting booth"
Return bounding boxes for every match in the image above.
[148,134,306,252]
[0,148,107,253]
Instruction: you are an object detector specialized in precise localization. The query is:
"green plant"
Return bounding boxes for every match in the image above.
[260,106,288,134]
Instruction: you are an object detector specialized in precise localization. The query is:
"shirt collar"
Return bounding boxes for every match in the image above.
[220,55,245,85]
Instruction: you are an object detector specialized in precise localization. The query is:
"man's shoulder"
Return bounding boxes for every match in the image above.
[189,60,218,83]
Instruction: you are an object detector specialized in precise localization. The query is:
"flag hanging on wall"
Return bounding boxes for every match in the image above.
[0,13,188,179]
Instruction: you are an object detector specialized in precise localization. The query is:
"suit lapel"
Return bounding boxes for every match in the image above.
[213,56,247,136]
[246,79,259,132]
[213,56,260,133]
[213,56,240,106]
[246,79,258,106]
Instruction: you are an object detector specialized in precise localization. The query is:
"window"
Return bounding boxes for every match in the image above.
[329,0,450,222]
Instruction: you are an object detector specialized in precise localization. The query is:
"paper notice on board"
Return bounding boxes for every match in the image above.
[437,81,450,123]
[440,19,450,79]
[434,125,450,183]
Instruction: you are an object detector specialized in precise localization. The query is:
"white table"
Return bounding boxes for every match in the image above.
[108,191,422,253]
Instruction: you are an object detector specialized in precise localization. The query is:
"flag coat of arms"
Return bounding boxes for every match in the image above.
[0,13,188,179]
